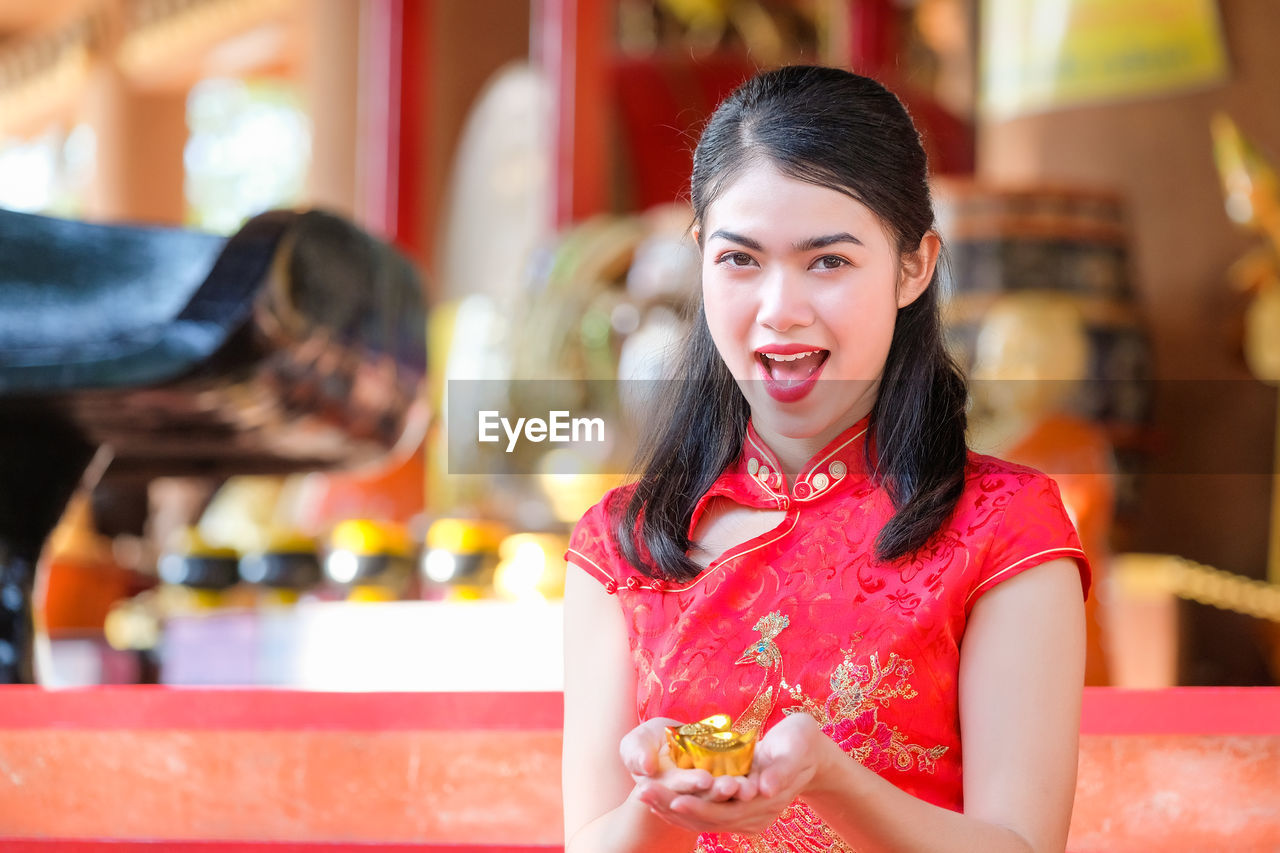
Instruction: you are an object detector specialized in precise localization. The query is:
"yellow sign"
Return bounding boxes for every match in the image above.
[981,0,1229,117]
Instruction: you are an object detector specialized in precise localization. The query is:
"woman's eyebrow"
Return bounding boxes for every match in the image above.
[793,233,863,251]
[707,229,764,250]
[708,230,864,252]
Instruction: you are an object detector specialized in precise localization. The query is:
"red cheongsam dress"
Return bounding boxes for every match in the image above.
[565,414,1090,853]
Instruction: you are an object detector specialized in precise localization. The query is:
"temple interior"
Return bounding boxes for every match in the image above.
[0,1,1277,849]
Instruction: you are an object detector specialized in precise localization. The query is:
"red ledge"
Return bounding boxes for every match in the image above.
[0,687,1275,735]
[0,687,564,731]
[1078,687,1280,735]
[2,844,560,852]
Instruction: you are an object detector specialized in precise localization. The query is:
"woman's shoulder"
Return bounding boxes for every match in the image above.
[953,449,1074,533]
[962,449,1057,494]
[956,451,1090,607]
[564,482,641,589]
[575,481,640,527]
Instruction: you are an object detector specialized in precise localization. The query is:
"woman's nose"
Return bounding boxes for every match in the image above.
[756,268,815,332]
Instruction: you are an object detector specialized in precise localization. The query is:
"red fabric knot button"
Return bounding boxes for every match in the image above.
[650,578,667,591]
[625,576,643,591]
[794,482,811,499]
[603,580,618,595]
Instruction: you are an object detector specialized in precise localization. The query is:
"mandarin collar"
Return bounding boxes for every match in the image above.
[687,415,872,538]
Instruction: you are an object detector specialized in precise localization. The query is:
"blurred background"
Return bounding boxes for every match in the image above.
[2,0,1278,692]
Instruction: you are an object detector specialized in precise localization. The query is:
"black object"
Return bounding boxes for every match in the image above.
[159,554,241,591]
[326,553,412,586]
[0,208,428,682]
[239,551,322,589]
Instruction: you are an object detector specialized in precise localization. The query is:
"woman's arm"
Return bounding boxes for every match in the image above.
[638,557,1086,853]
[561,566,705,853]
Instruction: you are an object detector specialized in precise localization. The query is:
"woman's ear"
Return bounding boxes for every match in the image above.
[897,231,941,309]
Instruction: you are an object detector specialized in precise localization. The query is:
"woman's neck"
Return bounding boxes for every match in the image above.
[751,405,872,485]
[766,434,829,483]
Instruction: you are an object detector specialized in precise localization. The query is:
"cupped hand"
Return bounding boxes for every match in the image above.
[619,716,715,796]
[635,712,835,835]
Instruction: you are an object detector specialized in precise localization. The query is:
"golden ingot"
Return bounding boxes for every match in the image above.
[665,714,756,776]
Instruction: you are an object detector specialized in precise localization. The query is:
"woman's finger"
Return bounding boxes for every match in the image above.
[670,792,737,820]
[636,779,690,817]
[620,743,654,776]
[758,761,794,799]
[751,719,816,798]
[663,768,714,794]
[619,718,675,777]
[706,774,742,802]
[731,774,759,802]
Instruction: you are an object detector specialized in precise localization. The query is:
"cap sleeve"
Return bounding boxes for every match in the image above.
[564,490,622,590]
[966,473,1091,615]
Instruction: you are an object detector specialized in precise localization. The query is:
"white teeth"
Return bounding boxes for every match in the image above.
[762,351,821,362]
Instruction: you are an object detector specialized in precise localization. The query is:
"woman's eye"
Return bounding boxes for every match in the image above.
[719,251,755,267]
[813,255,848,270]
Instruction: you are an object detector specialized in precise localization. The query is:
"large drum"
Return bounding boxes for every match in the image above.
[934,181,1154,459]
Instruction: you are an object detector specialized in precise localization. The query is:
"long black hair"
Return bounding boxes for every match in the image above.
[616,66,968,580]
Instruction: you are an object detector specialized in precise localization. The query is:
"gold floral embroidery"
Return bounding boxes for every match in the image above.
[699,620,945,852]
[784,641,948,774]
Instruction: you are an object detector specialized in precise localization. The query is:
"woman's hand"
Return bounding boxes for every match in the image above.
[620,717,716,797]
[634,713,838,835]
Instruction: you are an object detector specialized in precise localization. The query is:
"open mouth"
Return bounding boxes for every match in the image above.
[757,349,829,385]
[755,349,829,402]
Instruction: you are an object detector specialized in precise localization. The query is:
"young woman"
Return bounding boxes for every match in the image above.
[562,66,1089,853]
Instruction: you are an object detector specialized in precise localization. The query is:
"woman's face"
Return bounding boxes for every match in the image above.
[699,162,936,448]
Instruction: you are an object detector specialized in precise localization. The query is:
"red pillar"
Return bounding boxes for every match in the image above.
[539,0,611,229]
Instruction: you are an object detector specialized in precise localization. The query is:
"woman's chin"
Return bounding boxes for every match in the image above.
[742,381,877,440]
[749,405,860,444]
